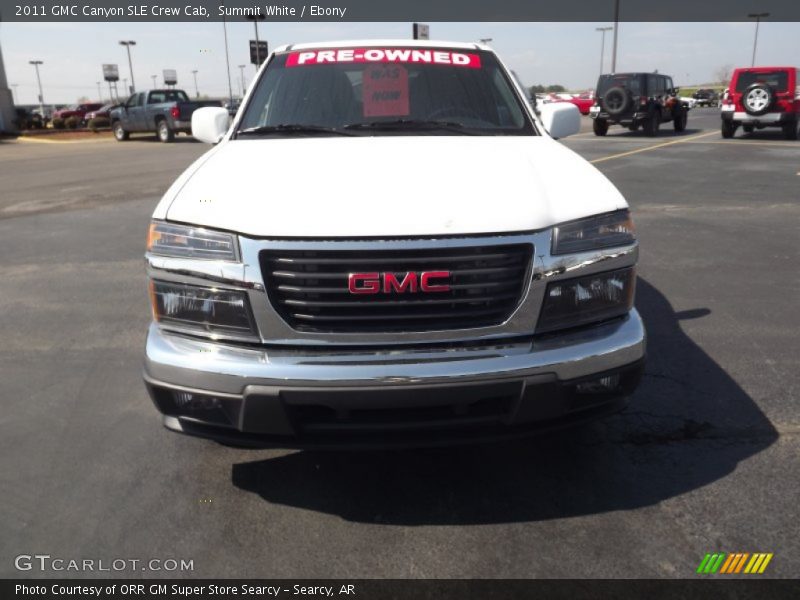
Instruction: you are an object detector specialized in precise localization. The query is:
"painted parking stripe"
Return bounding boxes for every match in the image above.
[589,131,718,164]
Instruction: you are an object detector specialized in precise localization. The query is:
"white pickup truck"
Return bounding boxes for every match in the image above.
[143,40,645,447]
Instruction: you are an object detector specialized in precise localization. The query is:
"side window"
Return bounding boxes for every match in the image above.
[139,93,147,106]
[149,92,166,104]
[665,77,674,93]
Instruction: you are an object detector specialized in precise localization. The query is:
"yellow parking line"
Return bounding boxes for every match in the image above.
[589,131,718,164]
[15,135,116,145]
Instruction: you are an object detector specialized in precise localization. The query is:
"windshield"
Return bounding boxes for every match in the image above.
[236,47,533,136]
[597,74,643,96]
[735,71,789,92]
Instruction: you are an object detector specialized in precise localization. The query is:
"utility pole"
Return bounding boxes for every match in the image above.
[119,40,137,93]
[611,0,620,73]
[596,27,612,77]
[192,70,199,98]
[748,12,769,67]
[221,2,234,107]
[29,60,44,116]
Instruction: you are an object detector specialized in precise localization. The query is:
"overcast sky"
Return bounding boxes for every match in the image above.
[3,21,799,104]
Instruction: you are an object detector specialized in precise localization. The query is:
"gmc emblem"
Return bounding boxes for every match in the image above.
[348,271,451,294]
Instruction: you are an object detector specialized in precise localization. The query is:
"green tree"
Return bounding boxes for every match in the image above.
[545,84,566,93]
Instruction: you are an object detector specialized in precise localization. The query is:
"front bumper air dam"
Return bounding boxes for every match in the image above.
[143,310,646,447]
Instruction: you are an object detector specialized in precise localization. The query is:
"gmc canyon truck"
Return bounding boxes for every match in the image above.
[143,40,646,447]
[110,89,221,142]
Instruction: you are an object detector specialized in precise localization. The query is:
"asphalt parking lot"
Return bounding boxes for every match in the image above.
[1,107,798,578]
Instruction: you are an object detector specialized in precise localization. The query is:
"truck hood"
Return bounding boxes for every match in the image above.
[161,136,627,237]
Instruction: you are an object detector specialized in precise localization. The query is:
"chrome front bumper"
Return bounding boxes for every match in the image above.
[144,309,646,446]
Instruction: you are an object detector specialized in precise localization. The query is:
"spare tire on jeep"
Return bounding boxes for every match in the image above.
[742,83,774,116]
[601,87,630,116]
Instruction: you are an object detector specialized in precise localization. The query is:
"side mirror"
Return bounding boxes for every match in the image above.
[192,106,230,144]
[673,87,680,95]
[539,102,580,139]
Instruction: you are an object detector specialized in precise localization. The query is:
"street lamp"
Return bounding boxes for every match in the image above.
[119,40,137,93]
[596,27,612,77]
[748,12,769,67]
[191,70,199,98]
[238,64,246,97]
[29,60,44,116]
[151,74,157,87]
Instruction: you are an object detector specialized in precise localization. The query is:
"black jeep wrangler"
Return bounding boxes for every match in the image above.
[590,72,689,136]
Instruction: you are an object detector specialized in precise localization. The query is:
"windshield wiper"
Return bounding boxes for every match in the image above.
[237,124,354,137]
[343,119,478,135]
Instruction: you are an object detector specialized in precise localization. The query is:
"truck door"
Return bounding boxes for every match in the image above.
[125,92,145,131]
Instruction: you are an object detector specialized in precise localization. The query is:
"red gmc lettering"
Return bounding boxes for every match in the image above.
[383,272,418,293]
[348,272,380,294]
[420,271,451,292]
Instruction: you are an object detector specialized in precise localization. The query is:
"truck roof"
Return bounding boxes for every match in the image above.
[274,39,491,53]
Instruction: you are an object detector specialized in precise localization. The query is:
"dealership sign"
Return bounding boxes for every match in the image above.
[163,69,177,85]
[102,64,119,82]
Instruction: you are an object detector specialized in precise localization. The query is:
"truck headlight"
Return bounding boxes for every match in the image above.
[149,281,257,338]
[536,267,635,333]
[552,210,635,255]
[147,220,239,261]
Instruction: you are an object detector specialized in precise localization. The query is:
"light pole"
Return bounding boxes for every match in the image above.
[247,14,266,71]
[119,40,136,93]
[611,0,620,73]
[29,60,44,116]
[151,74,157,87]
[192,70,199,98]
[748,12,769,67]
[596,27,612,77]
[238,65,246,97]
[220,2,234,107]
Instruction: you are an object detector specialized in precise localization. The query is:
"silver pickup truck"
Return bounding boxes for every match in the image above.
[110,89,221,142]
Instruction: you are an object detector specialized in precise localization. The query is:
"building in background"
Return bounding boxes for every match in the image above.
[0,41,17,133]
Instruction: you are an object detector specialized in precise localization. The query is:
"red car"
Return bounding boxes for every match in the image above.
[567,92,596,115]
[721,66,799,139]
[53,102,104,123]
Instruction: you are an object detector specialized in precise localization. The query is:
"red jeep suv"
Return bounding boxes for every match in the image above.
[721,67,799,140]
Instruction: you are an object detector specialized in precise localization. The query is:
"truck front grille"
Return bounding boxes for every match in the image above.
[259,243,533,333]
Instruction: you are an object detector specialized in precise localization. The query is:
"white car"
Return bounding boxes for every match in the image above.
[680,96,698,108]
[143,40,645,447]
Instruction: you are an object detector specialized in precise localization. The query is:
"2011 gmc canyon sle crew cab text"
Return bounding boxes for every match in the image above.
[143,41,646,447]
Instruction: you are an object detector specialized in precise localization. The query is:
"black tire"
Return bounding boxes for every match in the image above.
[742,124,754,134]
[721,120,736,139]
[673,108,687,132]
[601,87,630,116]
[157,119,175,143]
[783,120,799,141]
[593,119,609,136]
[742,83,774,116]
[644,111,660,137]
[112,121,129,141]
